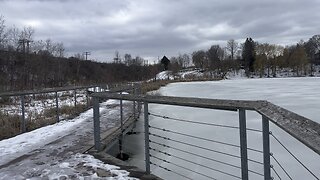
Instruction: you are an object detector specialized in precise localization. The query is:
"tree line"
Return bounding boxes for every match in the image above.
[167,36,320,78]
[0,15,160,91]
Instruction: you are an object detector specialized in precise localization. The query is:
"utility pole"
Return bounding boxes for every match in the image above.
[18,39,32,53]
[83,51,91,60]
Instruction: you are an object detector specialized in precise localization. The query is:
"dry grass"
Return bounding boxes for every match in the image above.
[141,80,172,94]
[0,103,88,140]
[0,112,21,140]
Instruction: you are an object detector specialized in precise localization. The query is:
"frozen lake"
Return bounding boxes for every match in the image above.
[126,77,320,180]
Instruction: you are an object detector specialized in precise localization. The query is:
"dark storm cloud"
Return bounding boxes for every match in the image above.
[0,0,319,61]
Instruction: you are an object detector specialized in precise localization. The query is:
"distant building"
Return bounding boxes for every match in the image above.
[160,56,170,70]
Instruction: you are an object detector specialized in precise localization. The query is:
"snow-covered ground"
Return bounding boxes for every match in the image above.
[127,77,320,180]
[154,70,204,81]
[0,90,88,120]
[226,66,320,79]
[0,98,137,180]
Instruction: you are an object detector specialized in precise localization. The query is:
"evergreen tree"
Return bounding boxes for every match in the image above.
[242,38,256,76]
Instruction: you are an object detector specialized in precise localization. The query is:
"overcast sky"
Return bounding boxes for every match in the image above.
[1,0,319,62]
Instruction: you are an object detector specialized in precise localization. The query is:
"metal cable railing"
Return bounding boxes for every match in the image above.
[271,165,282,180]
[149,112,240,130]
[150,140,241,170]
[150,161,193,180]
[149,125,264,154]
[149,125,240,148]
[270,131,319,180]
[149,132,241,159]
[150,147,242,179]
[270,153,293,180]
[91,93,320,180]
[150,154,218,180]
[149,112,263,133]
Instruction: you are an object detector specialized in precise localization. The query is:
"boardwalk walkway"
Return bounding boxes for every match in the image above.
[0,99,159,179]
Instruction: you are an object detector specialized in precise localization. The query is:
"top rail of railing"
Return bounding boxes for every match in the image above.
[0,83,136,97]
[91,92,320,156]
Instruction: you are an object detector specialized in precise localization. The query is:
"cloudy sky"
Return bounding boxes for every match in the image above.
[0,0,319,62]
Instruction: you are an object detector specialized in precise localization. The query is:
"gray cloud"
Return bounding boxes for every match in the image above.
[1,0,319,62]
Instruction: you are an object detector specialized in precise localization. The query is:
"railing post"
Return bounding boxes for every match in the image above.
[133,85,136,119]
[144,101,150,174]
[55,91,59,123]
[239,109,248,180]
[119,92,124,158]
[74,89,77,107]
[86,88,90,107]
[20,95,26,133]
[262,115,271,180]
[138,84,142,114]
[93,96,101,151]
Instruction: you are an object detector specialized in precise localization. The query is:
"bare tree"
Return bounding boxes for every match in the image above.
[124,53,132,66]
[182,53,190,67]
[226,39,238,60]
[56,43,65,58]
[114,50,121,63]
[0,15,8,49]
[192,50,207,69]
[6,26,20,50]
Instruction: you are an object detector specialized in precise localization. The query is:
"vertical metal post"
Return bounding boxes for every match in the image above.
[262,115,271,180]
[239,109,248,180]
[55,91,59,123]
[119,92,124,158]
[20,95,26,133]
[86,88,89,107]
[93,97,101,151]
[74,89,77,107]
[133,85,136,119]
[144,101,150,174]
[138,84,142,114]
[120,92,123,128]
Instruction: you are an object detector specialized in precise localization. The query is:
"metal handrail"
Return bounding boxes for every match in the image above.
[91,93,320,156]
[91,92,320,179]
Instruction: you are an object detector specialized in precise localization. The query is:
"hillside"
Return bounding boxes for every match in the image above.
[0,50,160,91]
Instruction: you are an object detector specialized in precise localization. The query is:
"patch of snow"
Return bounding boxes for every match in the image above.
[0,98,137,180]
[0,105,95,165]
[41,153,137,180]
[156,71,174,80]
[178,69,203,79]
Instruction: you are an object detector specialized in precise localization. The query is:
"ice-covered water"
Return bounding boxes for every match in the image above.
[126,77,320,180]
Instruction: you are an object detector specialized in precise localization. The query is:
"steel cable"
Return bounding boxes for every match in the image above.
[149,132,241,159]
[150,125,263,154]
[149,112,239,129]
[150,154,218,180]
[150,140,242,169]
[270,132,319,180]
[271,164,282,180]
[149,125,240,148]
[149,112,263,133]
[271,154,293,180]
[150,147,242,179]
[150,161,193,180]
